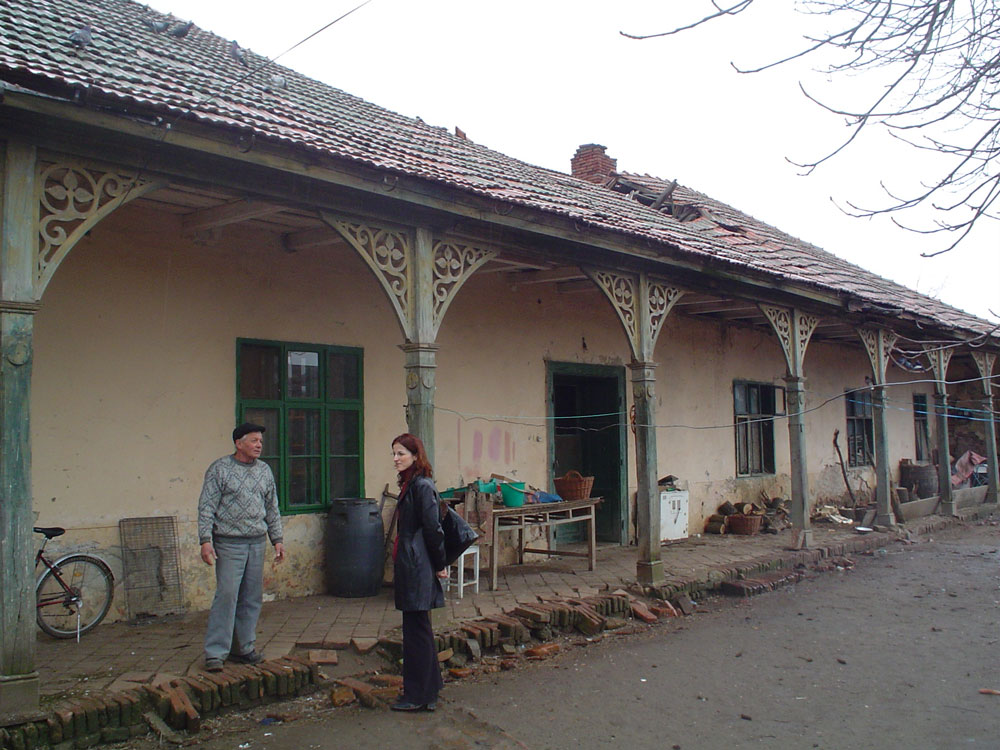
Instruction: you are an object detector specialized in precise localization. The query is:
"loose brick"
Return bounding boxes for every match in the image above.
[308,649,339,666]
[524,643,560,658]
[629,600,658,623]
[448,667,473,678]
[351,637,379,654]
[100,727,131,742]
[329,686,356,707]
[369,674,403,687]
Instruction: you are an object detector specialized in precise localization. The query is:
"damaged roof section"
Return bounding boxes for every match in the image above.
[0,0,995,342]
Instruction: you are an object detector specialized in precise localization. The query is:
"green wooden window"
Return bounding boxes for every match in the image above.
[846,389,874,467]
[913,393,931,462]
[734,381,781,476]
[237,339,364,514]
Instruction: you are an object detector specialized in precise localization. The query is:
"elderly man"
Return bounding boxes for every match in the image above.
[198,422,285,672]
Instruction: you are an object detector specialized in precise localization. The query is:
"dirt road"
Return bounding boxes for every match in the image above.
[131,521,1000,749]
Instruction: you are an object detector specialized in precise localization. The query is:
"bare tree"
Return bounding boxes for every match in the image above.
[622,1,1000,256]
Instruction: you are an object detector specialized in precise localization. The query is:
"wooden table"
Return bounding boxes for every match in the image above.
[489,497,602,591]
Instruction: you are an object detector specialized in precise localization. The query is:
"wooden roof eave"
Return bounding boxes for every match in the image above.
[4,85,996,350]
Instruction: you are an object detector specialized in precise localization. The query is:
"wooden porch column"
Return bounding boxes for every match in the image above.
[924,345,955,515]
[858,328,898,526]
[326,216,496,466]
[0,140,40,720]
[630,359,661,584]
[584,268,683,585]
[761,305,820,547]
[972,352,998,504]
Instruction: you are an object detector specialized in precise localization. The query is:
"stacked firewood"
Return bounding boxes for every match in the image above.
[704,493,788,534]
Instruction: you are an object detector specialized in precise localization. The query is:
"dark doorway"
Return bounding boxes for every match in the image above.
[547,363,627,544]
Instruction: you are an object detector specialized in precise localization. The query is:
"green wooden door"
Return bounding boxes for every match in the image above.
[548,364,627,544]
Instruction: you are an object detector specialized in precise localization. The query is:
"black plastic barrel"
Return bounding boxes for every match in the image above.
[325,498,385,597]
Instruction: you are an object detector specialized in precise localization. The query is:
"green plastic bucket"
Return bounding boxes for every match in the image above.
[477,479,498,494]
[499,481,526,507]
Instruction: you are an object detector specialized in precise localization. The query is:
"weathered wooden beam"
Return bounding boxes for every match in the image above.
[181,198,285,232]
[281,226,347,253]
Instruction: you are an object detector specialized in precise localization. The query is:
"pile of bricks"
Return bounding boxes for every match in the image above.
[0,656,319,749]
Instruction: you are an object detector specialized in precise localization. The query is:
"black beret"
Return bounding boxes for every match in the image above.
[233,422,267,442]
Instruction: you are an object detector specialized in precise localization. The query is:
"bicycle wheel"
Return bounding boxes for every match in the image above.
[36,555,114,638]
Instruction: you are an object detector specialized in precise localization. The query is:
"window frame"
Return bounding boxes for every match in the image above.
[733,380,783,477]
[236,338,365,515]
[845,388,875,468]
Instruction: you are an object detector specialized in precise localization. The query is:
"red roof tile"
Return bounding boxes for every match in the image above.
[1,0,994,339]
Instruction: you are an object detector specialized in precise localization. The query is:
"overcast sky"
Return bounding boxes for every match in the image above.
[149,0,999,322]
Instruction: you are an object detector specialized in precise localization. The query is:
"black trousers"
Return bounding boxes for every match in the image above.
[401,610,443,704]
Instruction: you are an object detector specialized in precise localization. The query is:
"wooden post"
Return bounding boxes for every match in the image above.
[630,361,662,585]
[982,394,998,505]
[784,374,812,545]
[935,391,955,515]
[401,227,437,464]
[400,342,438,466]
[872,386,894,526]
[0,139,41,720]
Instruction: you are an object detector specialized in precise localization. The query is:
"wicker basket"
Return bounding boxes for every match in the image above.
[726,514,762,535]
[553,470,595,501]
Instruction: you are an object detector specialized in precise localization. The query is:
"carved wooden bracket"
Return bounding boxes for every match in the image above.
[922,344,954,393]
[430,239,497,338]
[972,351,996,396]
[759,304,819,377]
[36,161,165,297]
[583,268,683,361]
[324,213,496,340]
[857,327,898,385]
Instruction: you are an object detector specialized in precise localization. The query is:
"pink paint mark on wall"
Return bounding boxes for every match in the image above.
[504,431,511,463]
[472,430,483,462]
[488,428,501,462]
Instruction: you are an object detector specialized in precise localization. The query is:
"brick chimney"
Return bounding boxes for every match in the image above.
[571,144,617,184]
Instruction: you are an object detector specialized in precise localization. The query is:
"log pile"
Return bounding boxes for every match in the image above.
[704,493,789,535]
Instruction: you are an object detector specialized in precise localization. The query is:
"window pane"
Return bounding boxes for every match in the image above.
[243,407,280,460]
[329,410,359,454]
[734,384,747,415]
[288,458,322,506]
[287,351,320,399]
[736,420,749,475]
[748,385,760,414]
[288,409,321,455]
[760,386,775,415]
[329,456,361,498]
[239,344,280,399]
[328,351,360,400]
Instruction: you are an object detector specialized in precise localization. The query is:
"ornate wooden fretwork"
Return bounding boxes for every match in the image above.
[857,327,898,385]
[971,351,996,396]
[431,240,497,338]
[328,218,412,331]
[922,343,954,393]
[759,304,819,377]
[36,161,164,296]
[327,214,496,340]
[584,268,683,360]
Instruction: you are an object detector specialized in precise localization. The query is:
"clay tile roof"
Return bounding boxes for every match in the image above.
[1,0,994,339]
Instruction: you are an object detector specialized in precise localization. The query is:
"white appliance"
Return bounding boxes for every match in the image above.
[660,489,689,542]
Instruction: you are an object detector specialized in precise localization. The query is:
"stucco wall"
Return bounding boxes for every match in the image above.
[30,203,939,618]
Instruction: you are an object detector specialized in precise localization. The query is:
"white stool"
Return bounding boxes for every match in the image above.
[446,545,480,598]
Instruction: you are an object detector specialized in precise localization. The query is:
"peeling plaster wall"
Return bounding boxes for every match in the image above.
[30,204,944,615]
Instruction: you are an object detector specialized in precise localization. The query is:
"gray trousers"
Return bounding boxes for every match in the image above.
[204,536,265,661]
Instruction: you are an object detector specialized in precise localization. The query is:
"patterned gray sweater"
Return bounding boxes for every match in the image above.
[197,455,283,545]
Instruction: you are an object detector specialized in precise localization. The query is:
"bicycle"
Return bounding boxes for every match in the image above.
[34,526,115,640]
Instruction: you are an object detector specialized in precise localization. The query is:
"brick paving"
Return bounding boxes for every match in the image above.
[34,509,993,707]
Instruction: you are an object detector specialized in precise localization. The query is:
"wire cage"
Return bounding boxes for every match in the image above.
[118,516,185,620]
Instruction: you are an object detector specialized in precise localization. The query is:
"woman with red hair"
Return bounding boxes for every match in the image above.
[390,433,447,712]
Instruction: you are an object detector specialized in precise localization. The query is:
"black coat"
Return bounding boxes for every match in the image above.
[393,476,446,612]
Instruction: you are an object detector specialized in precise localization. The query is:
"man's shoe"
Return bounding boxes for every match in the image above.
[424,702,436,712]
[228,650,263,665]
[390,700,425,712]
[204,658,224,673]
